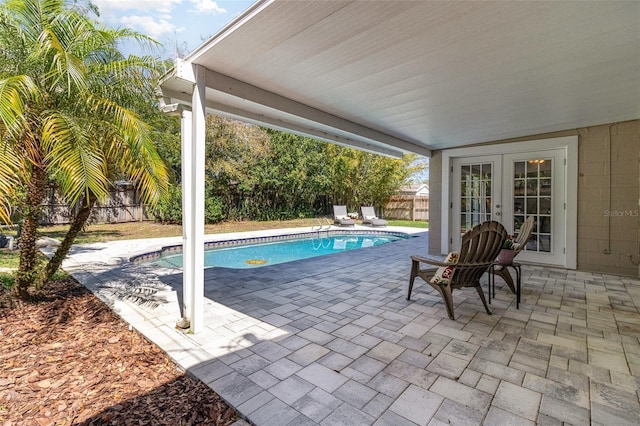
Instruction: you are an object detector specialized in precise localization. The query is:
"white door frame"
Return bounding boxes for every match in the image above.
[441,136,578,269]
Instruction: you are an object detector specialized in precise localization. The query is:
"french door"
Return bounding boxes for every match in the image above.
[451,149,566,266]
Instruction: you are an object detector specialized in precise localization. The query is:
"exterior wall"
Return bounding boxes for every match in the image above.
[578,120,640,276]
[429,119,640,277]
[428,151,443,255]
[397,184,429,197]
[415,187,429,197]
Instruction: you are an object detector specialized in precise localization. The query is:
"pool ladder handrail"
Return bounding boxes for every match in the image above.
[312,217,332,250]
[312,217,332,231]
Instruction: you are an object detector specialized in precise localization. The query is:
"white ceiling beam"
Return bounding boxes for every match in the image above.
[202,69,431,156]
[208,102,406,158]
[160,87,406,158]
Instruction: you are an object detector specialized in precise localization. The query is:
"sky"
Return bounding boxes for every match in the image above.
[93,0,256,58]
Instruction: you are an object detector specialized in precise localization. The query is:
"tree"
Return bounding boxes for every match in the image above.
[250,131,332,219]
[204,115,270,219]
[199,121,421,220]
[325,145,420,212]
[0,0,168,297]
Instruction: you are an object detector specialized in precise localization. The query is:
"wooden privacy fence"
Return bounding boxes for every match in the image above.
[384,195,429,221]
[40,184,148,225]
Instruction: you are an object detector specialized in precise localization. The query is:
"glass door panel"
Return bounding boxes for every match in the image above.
[452,156,501,249]
[503,150,565,265]
[460,164,493,233]
[513,159,552,253]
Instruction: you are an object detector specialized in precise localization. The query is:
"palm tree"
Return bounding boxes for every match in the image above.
[0,0,169,297]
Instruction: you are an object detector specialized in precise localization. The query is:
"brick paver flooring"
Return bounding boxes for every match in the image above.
[60,228,640,425]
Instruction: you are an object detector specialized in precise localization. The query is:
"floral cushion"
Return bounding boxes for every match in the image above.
[430,251,459,285]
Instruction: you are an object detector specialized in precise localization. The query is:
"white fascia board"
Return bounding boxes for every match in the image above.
[186,0,274,63]
[203,69,431,157]
[159,102,191,116]
[174,58,196,84]
[158,59,195,94]
[158,87,192,111]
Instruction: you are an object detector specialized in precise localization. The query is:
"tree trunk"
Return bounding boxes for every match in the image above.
[40,193,97,286]
[15,166,47,298]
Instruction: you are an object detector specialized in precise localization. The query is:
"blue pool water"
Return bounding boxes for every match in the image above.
[151,233,407,269]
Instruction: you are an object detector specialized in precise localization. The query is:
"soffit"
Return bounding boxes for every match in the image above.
[163,0,640,154]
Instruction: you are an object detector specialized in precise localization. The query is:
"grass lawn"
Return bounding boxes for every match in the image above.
[0,250,20,269]
[37,218,319,244]
[387,219,428,228]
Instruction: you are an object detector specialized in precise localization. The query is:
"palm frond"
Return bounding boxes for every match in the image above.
[38,26,88,94]
[81,94,169,206]
[122,141,169,206]
[41,111,110,206]
[0,75,39,137]
[0,144,22,224]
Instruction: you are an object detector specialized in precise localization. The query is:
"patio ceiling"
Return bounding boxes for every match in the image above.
[159,0,640,157]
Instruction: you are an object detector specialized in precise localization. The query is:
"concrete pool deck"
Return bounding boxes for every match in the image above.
[58,225,640,425]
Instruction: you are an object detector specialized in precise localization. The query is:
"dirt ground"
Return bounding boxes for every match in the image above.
[0,278,238,425]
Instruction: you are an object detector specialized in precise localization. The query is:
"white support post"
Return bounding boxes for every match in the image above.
[185,64,207,333]
[180,108,193,326]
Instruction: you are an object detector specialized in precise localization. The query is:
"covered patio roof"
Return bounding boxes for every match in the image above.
[158,0,640,333]
[160,0,640,158]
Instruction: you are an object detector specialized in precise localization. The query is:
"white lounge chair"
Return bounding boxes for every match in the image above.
[360,206,387,227]
[333,205,356,226]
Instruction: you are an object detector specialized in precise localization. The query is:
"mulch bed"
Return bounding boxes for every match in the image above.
[0,278,238,425]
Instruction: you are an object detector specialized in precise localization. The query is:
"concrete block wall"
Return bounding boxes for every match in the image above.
[428,151,442,256]
[428,119,640,277]
[577,120,640,276]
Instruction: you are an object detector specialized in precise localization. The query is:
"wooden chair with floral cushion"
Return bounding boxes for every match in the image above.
[494,216,535,293]
[407,220,507,320]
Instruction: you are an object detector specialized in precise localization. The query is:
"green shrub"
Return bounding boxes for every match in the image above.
[154,186,226,224]
[205,196,225,223]
[153,185,182,223]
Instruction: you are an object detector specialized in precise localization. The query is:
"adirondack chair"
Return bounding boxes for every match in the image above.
[407,220,507,320]
[494,216,535,293]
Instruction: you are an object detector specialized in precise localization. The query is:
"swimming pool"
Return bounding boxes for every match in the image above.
[143,231,408,269]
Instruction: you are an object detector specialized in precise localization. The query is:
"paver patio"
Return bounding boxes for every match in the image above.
[58,227,640,425]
